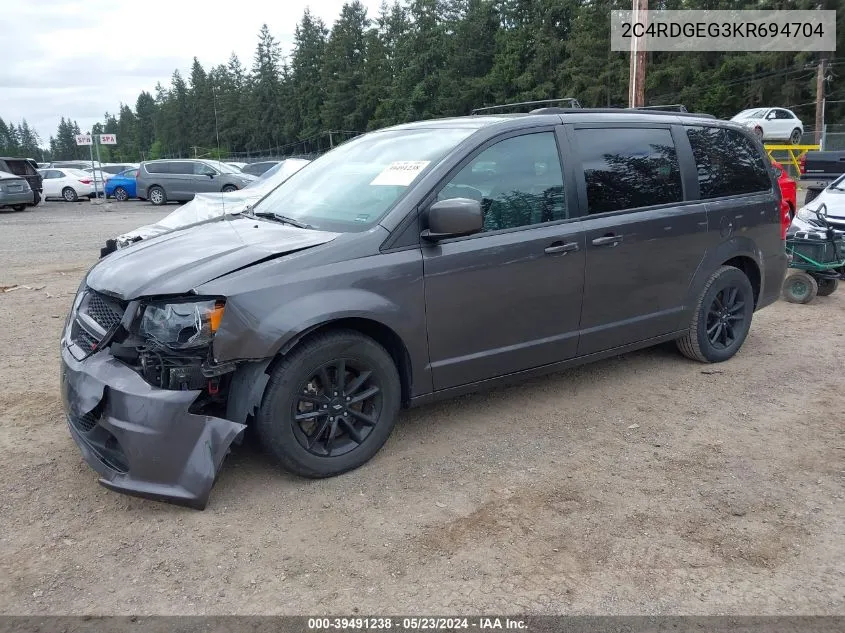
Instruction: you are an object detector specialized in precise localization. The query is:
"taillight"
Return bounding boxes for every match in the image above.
[780,199,790,240]
[799,154,806,174]
[79,178,92,184]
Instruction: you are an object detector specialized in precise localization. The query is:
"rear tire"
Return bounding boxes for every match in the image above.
[62,187,78,202]
[114,187,128,202]
[222,185,237,193]
[676,265,755,363]
[256,330,401,478]
[816,277,838,297]
[790,128,802,145]
[782,270,818,304]
[11,205,26,212]
[148,186,166,206]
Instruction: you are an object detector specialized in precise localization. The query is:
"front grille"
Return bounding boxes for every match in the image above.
[86,292,123,331]
[68,289,126,356]
[70,402,103,434]
[72,410,98,433]
[73,329,98,351]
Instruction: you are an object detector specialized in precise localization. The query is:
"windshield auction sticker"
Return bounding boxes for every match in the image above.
[611,10,835,51]
[370,161,431,186]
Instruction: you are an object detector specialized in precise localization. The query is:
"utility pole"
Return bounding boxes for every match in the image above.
[628,0,648,108]
[815,55,827,145]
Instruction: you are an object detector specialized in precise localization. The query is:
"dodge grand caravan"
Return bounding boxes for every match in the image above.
[61,109,788,509]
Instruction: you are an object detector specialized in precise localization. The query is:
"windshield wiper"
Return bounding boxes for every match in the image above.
[248,210,312,229]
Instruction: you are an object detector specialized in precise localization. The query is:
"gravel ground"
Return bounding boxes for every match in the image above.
[0,199,843,615]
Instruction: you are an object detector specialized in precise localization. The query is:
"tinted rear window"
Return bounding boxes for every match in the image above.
[144,162,168,174]
[575,127,683,214]
[686,126,772,198]
[1,159,36,176]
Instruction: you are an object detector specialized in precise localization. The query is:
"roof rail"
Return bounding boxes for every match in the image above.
[636,104,689,112]
[472,98,582,115]
[528,107,716,119]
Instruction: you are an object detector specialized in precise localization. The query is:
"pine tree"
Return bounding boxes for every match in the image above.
[135,91,157,158]
[321,2,370,133]
[250,24,286,151]
[291,9,328,139]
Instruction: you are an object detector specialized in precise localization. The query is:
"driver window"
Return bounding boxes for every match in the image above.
[193,162,216,176]
[437,132,567,231]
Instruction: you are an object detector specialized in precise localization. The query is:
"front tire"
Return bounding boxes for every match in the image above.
[148,186,166,206]
[11,204,26,212]
[782,270,818,304]
[677,265,755,363]
[256,330,401,478]
[222,185,237,193]
[790,128,802,145]
[114,187,128,202]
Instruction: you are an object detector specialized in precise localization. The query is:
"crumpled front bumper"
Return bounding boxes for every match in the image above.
[60,345,245,510]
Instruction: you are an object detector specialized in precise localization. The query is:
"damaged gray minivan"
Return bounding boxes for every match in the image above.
[61,110,787,509]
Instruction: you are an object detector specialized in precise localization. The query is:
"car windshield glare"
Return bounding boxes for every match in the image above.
[252,128,476,231]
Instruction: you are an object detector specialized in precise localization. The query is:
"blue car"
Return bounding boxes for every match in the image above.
[104,168,138,201]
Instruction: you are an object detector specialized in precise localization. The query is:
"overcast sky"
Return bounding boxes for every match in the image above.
[3,0,384,146]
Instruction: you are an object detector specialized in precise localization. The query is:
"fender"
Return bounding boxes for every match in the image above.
[676,235,764,331]
[212,287,422,366]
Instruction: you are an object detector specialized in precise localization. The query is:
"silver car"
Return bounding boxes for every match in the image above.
[136,159,255,205]
[0,170,33,211]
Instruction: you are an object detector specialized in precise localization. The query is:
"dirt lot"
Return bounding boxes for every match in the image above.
[0,199,843,615]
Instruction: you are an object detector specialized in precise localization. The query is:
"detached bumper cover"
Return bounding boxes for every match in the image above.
[60,345,245,509]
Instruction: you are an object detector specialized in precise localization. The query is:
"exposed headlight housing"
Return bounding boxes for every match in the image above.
[139,298,225,349]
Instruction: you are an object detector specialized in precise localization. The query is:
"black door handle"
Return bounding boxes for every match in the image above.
[544,241,580,255]
[592,234,623,247]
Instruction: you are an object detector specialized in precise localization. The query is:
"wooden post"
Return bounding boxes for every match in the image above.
[628,0,648,108]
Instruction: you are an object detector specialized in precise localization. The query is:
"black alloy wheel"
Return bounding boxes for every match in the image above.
[256,330,401,478]
[704,286,747,350]
[292,358,383,457]
[677,265,755,363]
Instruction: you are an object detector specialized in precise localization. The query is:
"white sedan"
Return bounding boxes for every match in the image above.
[38,168,96,202]
[731,108,804,144]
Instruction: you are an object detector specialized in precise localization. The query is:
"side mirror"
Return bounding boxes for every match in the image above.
[422,198,483,241]
[206,172,216,178]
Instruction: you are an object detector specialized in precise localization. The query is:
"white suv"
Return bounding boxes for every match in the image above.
[731,108,804,144]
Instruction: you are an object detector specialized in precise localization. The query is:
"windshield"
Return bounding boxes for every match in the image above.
[205,160,241,174]
[252,128,476,231]
[829,174,845,190]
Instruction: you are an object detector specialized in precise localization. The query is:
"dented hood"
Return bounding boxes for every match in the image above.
[87,216,338,300]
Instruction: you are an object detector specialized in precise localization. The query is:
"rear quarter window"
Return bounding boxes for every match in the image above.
[575,127,683,214]
[144,162,167,174]
[686,126,772,198]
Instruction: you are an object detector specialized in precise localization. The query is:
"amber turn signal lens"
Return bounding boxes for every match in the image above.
[208,303,225,332]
